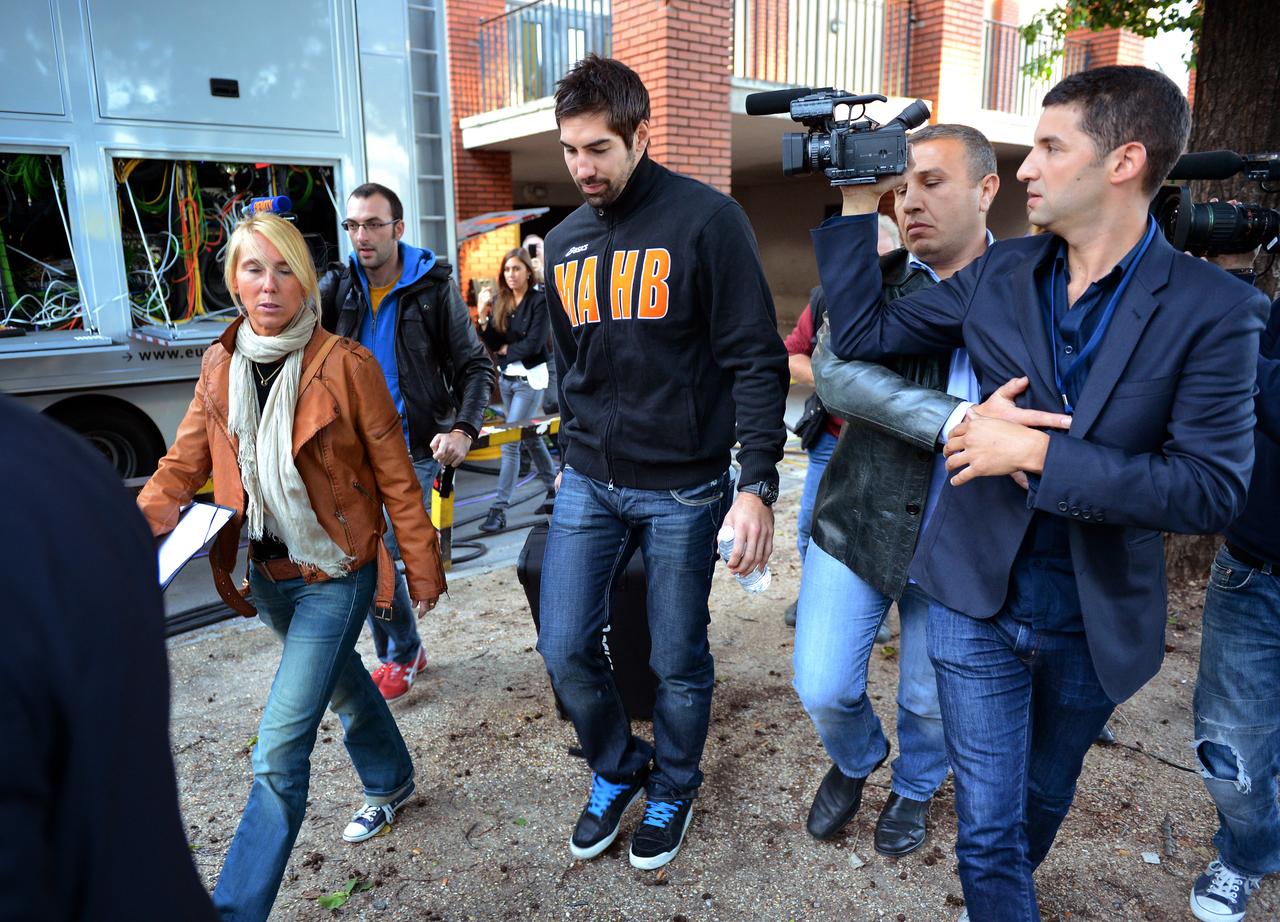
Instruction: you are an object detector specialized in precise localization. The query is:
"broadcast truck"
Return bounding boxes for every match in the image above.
[0,0,455,478]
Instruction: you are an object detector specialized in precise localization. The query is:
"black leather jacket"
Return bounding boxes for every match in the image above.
[479,286,550,372]
[319,259,496,459]
[809,248,961,600]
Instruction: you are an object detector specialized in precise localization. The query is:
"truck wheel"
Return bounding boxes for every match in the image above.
[47,401,164,479]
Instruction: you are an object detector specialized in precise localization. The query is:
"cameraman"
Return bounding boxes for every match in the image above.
[814,66,1267,921]
[1189,251,1280,922]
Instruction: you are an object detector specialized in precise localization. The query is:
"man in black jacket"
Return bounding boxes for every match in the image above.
[536,55,789,871]
[320,183,494,703]
[799,125,1032,856]
[0,395,218,921]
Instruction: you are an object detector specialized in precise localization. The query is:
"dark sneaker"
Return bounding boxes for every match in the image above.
[479,508,506,533]
[569,772,646,860]
[629,798,693,870]
[1191,858,1261,921]
[342,784,415,843]
[538,488,557,515]
[784,599,798,627]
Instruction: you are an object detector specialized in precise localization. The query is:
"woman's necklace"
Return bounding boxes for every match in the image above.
[254,360,286,388]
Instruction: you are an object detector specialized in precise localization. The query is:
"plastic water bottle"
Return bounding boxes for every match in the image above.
[717,525,771,593]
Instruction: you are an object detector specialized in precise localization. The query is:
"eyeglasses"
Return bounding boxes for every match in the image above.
[341,219,399,234]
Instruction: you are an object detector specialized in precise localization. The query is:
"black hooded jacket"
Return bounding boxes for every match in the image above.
[319,258,495,460]
[543,154,789,490]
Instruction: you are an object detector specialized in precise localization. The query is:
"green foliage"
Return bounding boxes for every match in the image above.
[316,877,374,910]
[1019,1,1203,76]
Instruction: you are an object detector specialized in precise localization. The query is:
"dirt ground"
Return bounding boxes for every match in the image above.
[167,499,1279,921]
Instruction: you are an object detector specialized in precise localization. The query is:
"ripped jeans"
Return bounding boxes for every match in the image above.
[1193,544,1280,879]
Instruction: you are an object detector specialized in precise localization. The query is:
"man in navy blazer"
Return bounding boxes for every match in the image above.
[814,66,1268,920]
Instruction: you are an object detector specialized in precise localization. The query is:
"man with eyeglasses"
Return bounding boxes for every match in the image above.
[320,183,494,705]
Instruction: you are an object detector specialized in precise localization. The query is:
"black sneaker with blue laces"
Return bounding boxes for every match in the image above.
[629,797,693,870]
[569,771,647,860]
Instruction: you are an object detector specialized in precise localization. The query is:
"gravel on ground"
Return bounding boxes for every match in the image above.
[167,500,1275,921]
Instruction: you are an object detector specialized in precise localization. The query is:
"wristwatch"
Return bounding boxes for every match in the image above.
[737,480,779,506]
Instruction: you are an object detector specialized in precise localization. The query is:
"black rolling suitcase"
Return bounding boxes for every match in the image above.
[517,522,658,721]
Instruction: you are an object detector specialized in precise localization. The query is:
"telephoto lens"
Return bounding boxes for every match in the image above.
[1155,187,1280,256]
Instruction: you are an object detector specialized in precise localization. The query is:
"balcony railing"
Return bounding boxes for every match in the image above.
[733,0,912,99]
[477,0,611,114]
[982,20,1090,117]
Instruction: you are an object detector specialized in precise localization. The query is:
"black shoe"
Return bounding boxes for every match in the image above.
[569,771,647,860]
[784,599,798,627]
[629,797,694,870]
[1094,723,1116,745]
[806,746,890,840]
[538,488,556,515]
[479,508,505,533]
[874,792,930,856]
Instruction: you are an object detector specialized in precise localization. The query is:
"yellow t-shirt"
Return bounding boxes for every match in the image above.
[369,281,396,315]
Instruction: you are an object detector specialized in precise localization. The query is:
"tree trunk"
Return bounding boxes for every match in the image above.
[1189,0,1280,298]
[1167,0,1278,577]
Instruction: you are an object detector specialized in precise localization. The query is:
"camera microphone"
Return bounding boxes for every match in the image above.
[744,87,822,116]
[1167,150,1246,181]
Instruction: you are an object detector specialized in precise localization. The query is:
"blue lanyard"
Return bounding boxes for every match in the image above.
[1049,217,1158,413]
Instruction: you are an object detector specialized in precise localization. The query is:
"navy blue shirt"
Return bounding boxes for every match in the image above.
[1010,223,1155,632]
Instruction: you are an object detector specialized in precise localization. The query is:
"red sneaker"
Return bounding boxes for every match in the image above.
[369,662,393,691]
[378,648,428,702]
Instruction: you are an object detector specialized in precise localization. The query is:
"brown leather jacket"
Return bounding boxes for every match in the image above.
[138,318,446,612]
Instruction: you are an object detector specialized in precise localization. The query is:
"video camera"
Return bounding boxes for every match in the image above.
[745,87,931,186]
[1153,150,1280,256]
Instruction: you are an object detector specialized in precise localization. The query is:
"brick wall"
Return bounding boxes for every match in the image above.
[906,0,986,121]
[447,0,515,226]
[612,0,733,192]
[458,225,522,315]
[990,0,1019,25]
[1078,27,1147,67]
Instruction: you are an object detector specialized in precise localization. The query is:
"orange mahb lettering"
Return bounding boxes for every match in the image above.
[637,248,671,319]
[577,255,600,324]
[554,260,580,326]
[610,250,638,319]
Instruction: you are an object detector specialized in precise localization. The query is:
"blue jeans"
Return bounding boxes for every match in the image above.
[495,374,555,509]
[796,430,838,563]
[537,466,730,799]
[793,543,947,800]
[212,561,415,922]
[1194,544,1280,879]
[927,601,1114,922]
[374,456,438,665]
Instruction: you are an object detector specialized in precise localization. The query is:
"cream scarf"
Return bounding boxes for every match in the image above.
[227,305,351,577]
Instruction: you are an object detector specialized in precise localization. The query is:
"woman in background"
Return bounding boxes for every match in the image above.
[476,247,557,532]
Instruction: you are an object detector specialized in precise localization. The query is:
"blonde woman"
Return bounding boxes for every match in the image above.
[138,213,445,920]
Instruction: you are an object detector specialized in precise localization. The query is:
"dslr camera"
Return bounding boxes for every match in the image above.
[745,87,930,186]
[1153,150,1280,256]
